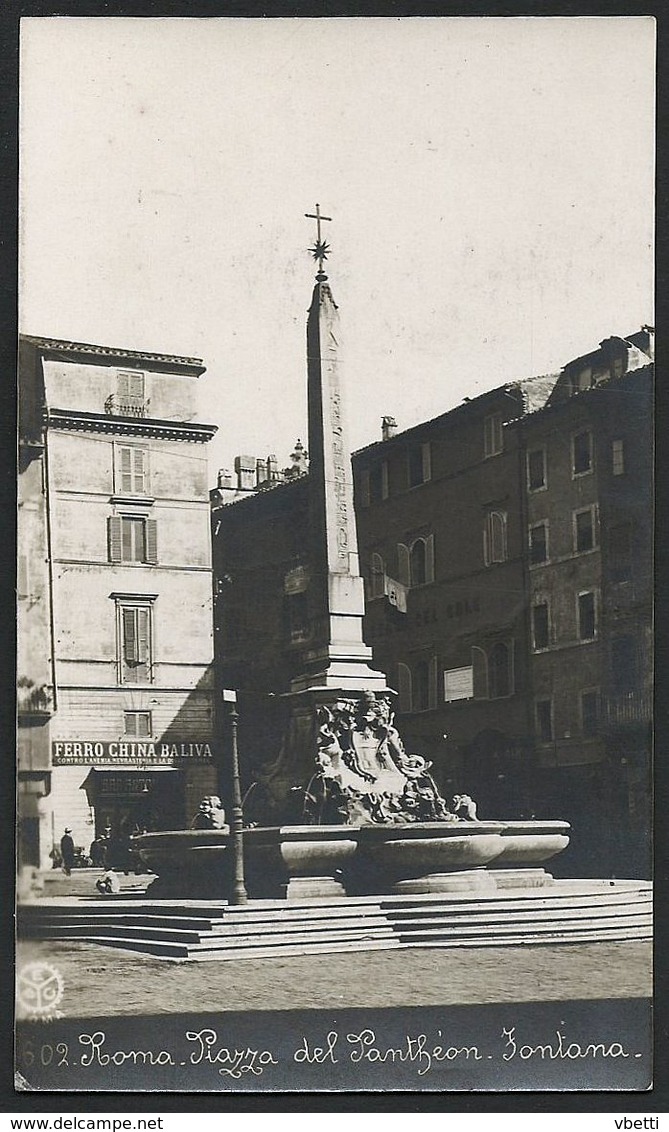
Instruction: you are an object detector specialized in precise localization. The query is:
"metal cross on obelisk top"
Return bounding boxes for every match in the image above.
[305,203,332,278]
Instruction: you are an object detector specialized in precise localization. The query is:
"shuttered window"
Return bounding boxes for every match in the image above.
[410,540,427,586]
[118,371,145,402]
[369,552,385,599]
[145,520,158,564]
[124,711,152,737]
[108,517,122,563]
[484,414,503,458]
[397,543,411,586]
[407,442,431,488]
[121,606,151,683]
[108,517,158,564]
[484,511,507,565]
[118,446,147,494]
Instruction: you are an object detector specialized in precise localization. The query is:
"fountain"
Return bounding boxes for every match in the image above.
[136,212,570,900]
[136,698,569,899]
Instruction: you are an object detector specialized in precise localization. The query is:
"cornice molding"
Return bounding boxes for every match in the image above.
[46,408,217,443]
[109,591,159,602]
[22,334,206,376]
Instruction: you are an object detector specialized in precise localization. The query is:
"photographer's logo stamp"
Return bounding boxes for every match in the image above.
[17,962,65,1020]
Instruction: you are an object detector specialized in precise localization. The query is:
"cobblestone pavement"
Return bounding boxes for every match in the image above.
[16,938,652,1018]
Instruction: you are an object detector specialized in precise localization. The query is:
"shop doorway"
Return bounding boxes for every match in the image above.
[89,770,182,839]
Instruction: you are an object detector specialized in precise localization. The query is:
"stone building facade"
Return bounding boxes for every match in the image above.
[512,330,653,874]
[210,329,652,877]
[352,376,559,819]
[18,336,218,868]
[211,461,311,781]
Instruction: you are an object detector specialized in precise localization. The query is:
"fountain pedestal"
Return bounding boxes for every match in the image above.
[243,825,357,900]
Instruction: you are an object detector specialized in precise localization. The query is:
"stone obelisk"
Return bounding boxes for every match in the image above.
[250,208,391,825]
[292,249,388,694]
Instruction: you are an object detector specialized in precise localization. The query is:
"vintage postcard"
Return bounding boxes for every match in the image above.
[16,15,654,1094]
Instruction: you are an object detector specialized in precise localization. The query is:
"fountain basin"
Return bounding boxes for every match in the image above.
[135,819,570,900]
[349,821,507,894]
[495,821,571,865]
[136,829,231,898]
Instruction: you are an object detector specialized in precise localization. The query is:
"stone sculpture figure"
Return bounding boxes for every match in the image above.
[191,796,230,831]
[452,794,479,821]
[303,690,463,826]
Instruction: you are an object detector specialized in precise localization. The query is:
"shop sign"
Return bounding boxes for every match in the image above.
[96,773,163,795]
[51,740,214,766]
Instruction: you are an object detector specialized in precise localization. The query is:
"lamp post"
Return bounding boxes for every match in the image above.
[222,688,248,905]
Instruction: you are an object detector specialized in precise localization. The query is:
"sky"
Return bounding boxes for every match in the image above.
[19,16,655,478]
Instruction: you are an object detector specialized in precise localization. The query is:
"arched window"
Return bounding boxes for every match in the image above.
[471,645,488,699]
[402,534,435,587]
[413,660,430,712]
[488,642,511,699]
[369,552,385,599]
[410,540,427,586]
[397,543,410,586]
[397,663,412,713]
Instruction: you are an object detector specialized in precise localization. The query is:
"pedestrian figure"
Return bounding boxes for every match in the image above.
[95,870,120,895]
[60,828,75,876]
[89,835,107,869]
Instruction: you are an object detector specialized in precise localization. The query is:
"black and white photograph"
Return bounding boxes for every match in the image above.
[15,15,654,1095]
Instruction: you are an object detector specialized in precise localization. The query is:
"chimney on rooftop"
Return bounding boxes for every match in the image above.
[217,468,233,490]
[641,325,655,360]
[382,415,397,441]
[234,454,256,491]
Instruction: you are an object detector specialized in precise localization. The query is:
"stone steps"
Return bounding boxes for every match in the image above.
[74,934,404,961]
[386,898,650,925]
[29,919,396,945]
[26,898,649,936]
[19,879,651,960]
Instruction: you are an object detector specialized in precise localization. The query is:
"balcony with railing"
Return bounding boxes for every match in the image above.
[105,395,147,418]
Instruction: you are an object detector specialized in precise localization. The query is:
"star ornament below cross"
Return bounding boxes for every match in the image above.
[309,239,331,267]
